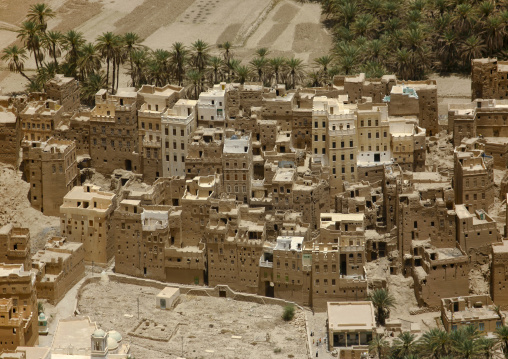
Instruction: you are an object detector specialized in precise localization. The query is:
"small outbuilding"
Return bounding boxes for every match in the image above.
[156,287,180,310]
[327,301,375,352]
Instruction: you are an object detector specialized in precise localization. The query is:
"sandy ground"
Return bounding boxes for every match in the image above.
[77,279,308,359]
[428,73,472,116]
[0,164,60,252]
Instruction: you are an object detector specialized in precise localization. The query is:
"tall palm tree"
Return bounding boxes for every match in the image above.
[123,32,144,87]
[368,336,389,359]
[451,337,482,359]
[482,16,505,53]
[27,3,55,33]
[190,39,210,73]
[234,65,251,84]
[96,32,119,92]
[307,70,321,87]
[222,41,233,63]
[81,72,106,106]
[476,336,496,359]
[170,42,187,86]
[286,58,305,89]
[368,289,395,326]
[269,57,286,85]
[63,30,85,77]
[112,35,125,93]
[255,47,269,58]
[495,325,508,357]
[77,42,101,80]
[186,70,203,100]
[1,45,32,83]
[226,58,240,82]
[392,332,418,358]
[129,49,148,87]
[419,328,450,359]
[43,30,63,66]
[250,57,268,84]
[17,21,44,70]
[460,35,486,69]
[150,49,170,87]
[314,55,333,82]
[35,61,58,90]
[207,56,222,84]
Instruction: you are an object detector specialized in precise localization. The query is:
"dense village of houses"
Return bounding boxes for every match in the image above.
[1,58,508,357]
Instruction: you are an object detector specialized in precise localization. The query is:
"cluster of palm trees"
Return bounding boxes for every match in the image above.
[318,0,508,80]
[2,3,343,106]
[370,324,508,359]
[367,289,508,359]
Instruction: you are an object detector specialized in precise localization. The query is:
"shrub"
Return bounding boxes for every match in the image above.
[282,304,295,321]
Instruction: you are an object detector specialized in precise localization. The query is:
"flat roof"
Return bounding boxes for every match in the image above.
[52,316,96,352]
[157,287,180,298]
[0,110,15,123]
[493,240,508,254]
[273,168,295,182]
[275,236,304,251]
[327,302,375,332]
[224,136,250,153]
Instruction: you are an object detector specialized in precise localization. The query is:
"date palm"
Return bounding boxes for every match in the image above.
[170,42,187,86]
[96,32,119,91]
[112,36,125,93]
[476,337,496,359]
[77,43,101,80]
[81,72,106,106]
[495,325,508,358]
[27,3,55,33]
[250,57,268,84]
[150,49,170,87]
[190,39,210,73]
[225,58,240,82]
[221,41,233,63]
[419,328,450,359]
[186,69,203,100]
[207,56,223,84]
[129,49,148,87]
[451,337,482,359]
[368,289,395,326]
[63,30,85,77]
[314,55,333,80]
[392,332,418,358]
[255,47,269,58]
[1,45,32,83]
[286,58,305,89]
[123,32,144,87]
[17,21,43,70]
[482,16,505,52]
[234,64,251,84]
[368,336,389,359]
[43,30,63,66]
[35,61,58,90]
[269,57,286,85]
[460,35,486,69]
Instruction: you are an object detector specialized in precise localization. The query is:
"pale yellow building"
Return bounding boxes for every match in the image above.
[60,184,116,265]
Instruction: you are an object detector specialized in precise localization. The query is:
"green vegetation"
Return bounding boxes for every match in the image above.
[368,325,508,359]
[368,288,395,326]
[316,0,508,79]
[2,3,347,104]
[37,301,44,315]
[282,304,295,321]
